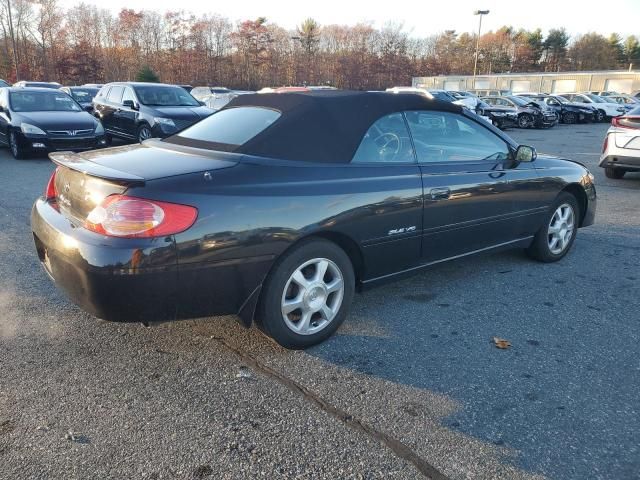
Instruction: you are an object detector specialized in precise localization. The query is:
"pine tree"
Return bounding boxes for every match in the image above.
[135,65,159,82]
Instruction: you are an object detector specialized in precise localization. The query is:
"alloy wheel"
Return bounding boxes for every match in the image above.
[518,114,533,128]
[547,203,575,255]
[9,131,19,157]
[563,112,577,124]
[138,126,152,142]
[281,257,344,335]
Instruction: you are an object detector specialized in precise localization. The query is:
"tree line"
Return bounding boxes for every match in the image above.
[1,1,639,89]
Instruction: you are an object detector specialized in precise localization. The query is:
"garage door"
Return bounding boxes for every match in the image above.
[510,80,532,92]
[605,79,633,93]
[552,79,577,93]
[444,81,460,91]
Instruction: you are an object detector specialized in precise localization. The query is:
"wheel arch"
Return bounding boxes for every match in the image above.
[240,230,365,327]
[561,183,588,226]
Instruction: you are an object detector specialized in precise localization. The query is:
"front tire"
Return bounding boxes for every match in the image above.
[596,109,605,122]
[518,113,533,128]
[563,111,577,124]
[257,239,355,349]
[137,124,152,143]
[527,192,579,263]
[8,130,26,159]
[605,167,625,179]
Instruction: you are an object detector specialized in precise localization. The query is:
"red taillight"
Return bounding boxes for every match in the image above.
[602,135,609,154]
[84,195,197,238]
[612,116,640,129]
[45,167,58,200]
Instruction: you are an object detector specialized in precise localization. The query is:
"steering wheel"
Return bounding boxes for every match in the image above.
[373,132,401,161]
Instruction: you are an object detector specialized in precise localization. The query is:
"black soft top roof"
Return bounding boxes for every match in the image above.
[224,90,462,163]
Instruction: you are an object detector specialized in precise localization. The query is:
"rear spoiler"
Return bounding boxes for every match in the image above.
[49,151,145,184]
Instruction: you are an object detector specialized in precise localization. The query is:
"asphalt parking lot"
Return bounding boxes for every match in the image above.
[1,123,639,480]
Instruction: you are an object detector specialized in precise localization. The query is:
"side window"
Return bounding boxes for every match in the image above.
[96,86,109,100]
[351,113,415,163]
[107,86,124,104]
[405,110,511,163]
[122,87,136,104]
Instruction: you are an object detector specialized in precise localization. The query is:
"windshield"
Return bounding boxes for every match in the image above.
[170,106,280,149]
[10,91,81,112]
[586,94,607,103]
[508,96,530,107]
[133,86,200,107]
[70,88,98,103]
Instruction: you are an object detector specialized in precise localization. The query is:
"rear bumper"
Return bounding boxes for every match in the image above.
[32,198,180,321]
[599,154,640,171]
[31,199,270,323]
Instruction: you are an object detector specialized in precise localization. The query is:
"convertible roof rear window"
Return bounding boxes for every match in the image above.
[175,107,280,147]
[165,91,462,163]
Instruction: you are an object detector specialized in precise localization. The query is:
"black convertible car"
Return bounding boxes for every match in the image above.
[31,91,596,348]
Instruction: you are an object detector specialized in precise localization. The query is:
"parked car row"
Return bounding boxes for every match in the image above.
[0,81,217,158]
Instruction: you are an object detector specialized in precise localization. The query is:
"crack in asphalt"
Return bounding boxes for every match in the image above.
[209,335,451,480]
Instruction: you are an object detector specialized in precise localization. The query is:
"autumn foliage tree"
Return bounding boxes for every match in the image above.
[0,3,639,89]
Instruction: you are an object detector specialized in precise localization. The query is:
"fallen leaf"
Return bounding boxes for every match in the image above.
[493,337,511,349]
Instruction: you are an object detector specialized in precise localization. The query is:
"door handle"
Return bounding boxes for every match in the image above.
[430,187,451,200]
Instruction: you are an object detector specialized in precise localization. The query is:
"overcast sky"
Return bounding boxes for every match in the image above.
[59,0,640,38]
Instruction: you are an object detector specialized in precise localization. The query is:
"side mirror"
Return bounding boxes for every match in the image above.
[123,99,138,110]
[83,104,93,112]
[515,145,537,163]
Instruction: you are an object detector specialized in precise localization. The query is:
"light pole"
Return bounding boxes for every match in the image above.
[473,9,489,84]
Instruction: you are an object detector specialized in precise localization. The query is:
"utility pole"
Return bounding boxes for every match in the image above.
[6,0,20,81]
[473,10,489,85]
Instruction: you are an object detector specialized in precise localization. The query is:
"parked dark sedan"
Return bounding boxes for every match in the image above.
[0,87,106,159]
[482,95,557,128]
[31,91,596,348]
[60,86,100,113]
[93,82,214,143]
[475,99,518,129]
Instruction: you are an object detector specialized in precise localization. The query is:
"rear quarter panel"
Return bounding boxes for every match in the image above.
[127,158,423,316]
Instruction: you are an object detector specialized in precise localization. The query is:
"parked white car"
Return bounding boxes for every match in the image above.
[600,106,640,179]
[560,93,626,121]
[191,87,238,111]
[604,94,640,106]
[385,87,470,109]
[447,91,480,109]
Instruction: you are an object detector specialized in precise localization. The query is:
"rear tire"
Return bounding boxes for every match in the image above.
[605,167,625,179]
[256,238,355,349]
[527,192,579,263]
[8,130,26,160]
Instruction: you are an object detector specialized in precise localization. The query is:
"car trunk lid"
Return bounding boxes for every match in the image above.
[49,140,239,225]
